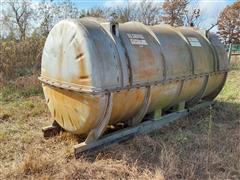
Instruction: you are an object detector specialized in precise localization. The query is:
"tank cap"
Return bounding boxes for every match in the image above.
[101,22,119,37]
[111,22,119,37]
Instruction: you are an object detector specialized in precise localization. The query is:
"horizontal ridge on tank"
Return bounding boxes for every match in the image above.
[39,17,228,141]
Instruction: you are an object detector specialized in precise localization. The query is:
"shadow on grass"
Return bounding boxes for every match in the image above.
[213,100,240,121]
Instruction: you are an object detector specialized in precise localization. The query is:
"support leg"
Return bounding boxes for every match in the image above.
[154,109,162,120]
[42,120,63,138]
[84,93,113,144]
[177,101,185,111]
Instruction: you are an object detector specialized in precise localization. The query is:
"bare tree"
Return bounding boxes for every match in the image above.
[36,0,79,37]
[184,8,200,27]
[108,0,162,25]
[109,1,137,23]
[1,9,17,39]
[57,0,79,19]
[184,0,202,27]
[78,1,137,23]
[162,0,189,27]
[37,0,59,37]
[217,1,240,44]
[5,0,33,40]
[79,7,107,18]
[137,0,162,25]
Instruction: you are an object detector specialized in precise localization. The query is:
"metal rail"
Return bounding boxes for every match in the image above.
[39,71,228,95]
[74,101,214,158]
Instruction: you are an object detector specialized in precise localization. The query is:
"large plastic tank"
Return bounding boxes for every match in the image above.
[39,17,228,138]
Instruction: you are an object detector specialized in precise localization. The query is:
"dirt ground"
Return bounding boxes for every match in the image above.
[0,70,239,179]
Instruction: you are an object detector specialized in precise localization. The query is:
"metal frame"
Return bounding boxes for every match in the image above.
[84,92,113,143]
[39,71,228,95]
[73,101,214,158]
[42,101,213,157]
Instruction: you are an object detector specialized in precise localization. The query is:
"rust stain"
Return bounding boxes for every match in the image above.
[43,85,102,134]
[203,74,224,98]
[148,82,179,113]
[41,19,227,136]
[79,75,89,79]
[136,47,156,79]
[109,89,145,125]
[76,52,84,60]
[72,41,92,86]
[176,77,204,103]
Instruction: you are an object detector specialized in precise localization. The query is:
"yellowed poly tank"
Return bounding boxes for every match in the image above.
[39,17,228,140]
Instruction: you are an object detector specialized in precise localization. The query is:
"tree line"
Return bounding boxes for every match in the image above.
[1,0,239,44]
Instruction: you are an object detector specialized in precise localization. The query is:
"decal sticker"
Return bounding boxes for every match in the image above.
[127,33,148,46]
[187,37,201,47]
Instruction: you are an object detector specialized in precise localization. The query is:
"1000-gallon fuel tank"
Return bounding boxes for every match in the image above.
[39,17,228,137]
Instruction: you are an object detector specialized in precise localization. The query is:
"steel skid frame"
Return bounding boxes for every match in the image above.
[42,101,214,158]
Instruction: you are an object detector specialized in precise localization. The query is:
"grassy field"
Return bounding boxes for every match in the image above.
[0,69,239,179]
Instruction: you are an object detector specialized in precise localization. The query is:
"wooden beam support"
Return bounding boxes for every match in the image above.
[42,120,63,138]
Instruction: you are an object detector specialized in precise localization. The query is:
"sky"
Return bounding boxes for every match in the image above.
[70,0,236,11]
[194,0,237,30]
[69,0,237,31]
[0,0,237,33]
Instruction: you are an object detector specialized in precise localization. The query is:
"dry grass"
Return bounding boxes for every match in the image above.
[0,68,240,179]
[1,74,43,102]
[0,38,45,83]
